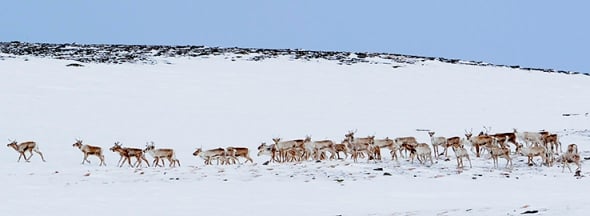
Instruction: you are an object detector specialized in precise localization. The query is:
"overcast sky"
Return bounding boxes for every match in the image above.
[2,0,588,72]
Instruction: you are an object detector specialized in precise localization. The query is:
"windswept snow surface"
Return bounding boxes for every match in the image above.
[1,53,589,215]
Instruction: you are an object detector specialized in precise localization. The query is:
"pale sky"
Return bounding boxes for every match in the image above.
[1,0,588,72]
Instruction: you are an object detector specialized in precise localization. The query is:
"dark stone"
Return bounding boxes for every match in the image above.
[66,63,84,67]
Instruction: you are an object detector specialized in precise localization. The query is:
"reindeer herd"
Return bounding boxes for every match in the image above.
[3,128,584,173]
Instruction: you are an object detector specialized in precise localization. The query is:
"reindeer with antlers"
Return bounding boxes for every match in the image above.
[6,139,46,162]
[110,142,150,167]
[72,139,106,166]
[143,142,180,167]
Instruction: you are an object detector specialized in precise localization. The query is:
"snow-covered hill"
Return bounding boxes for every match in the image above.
[1,42,589,215]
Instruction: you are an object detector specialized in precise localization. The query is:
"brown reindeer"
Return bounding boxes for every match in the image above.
[542,134,561,154]
[6,140,46,162]
[226,147,254,164]
[443,136,461,158]
[73,139,106,166]
[465,130,494,158]
[393,136,418,158]
[333,142,349,159]
[110,142,150,167]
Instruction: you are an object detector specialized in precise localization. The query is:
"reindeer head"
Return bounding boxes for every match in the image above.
[304,135,312,143]
[6,139,17,147]
[193,148,202,156]
[72,139,83,148]
[272,138,281,144]
[428,131,435,137]
[110,142,122,152]
[482,126,492,135]
[257,142,268,150]
[464,129,473,140]
[345,130,356,139]
[143,142,155,153]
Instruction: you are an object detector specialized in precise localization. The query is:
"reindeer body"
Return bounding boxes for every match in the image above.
[144,143,180,167]
[7,140,46,162]
[110,142,150,167]
[73,140,105,166]
[193,148,229,165]
[451,145,471,168]
[226,147,254,164]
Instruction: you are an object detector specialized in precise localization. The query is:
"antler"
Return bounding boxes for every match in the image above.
[483,126,492,134]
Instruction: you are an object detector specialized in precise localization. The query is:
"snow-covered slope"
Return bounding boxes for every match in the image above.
[0,43,589,215]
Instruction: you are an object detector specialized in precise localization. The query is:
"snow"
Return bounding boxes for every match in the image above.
[0,53,589,215]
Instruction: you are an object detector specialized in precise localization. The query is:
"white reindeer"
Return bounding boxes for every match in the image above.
[452,145,472,168]
[143,142,180,167]
[428,131,446,159]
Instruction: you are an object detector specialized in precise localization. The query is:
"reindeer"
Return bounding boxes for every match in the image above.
[143,142,180,167]
[344,130,375,146]
[193,148,228,165]
[451,145,472,168]
[408,143,433,165]
[489,132,519,153]
[110,142,150,167]
[561,152,582,173]
[393,136,418,158]
[489,146,512,169]
[72,139,105,166]
[465,129,494,158]
[428,131,447,159]
[6,140,46,162]
[257,142,279,163]
[443,136,461,158]
[333,142,349,160]
[514,129,544,147]
[542,134,561,154]
[521,145,549,167]
[373,137,398,161]
[226,147,254,164]
[303,136,337,161]
[345,139,373,162]
[272,137,305,162]
[344,130,376,160]
[566,144,578,154]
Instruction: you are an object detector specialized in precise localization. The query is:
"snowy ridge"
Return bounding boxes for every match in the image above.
[1,42,590,216]
[1,41,586,75]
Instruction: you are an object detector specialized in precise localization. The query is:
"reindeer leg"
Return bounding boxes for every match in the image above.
[126,157,133,167]
[25,151,34,162]
[18,152,25,162]
[142,156,150,167]
[116,156,124,167]
[82,154,89,164]
[34,150,46,162]
[99,155,106,166]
